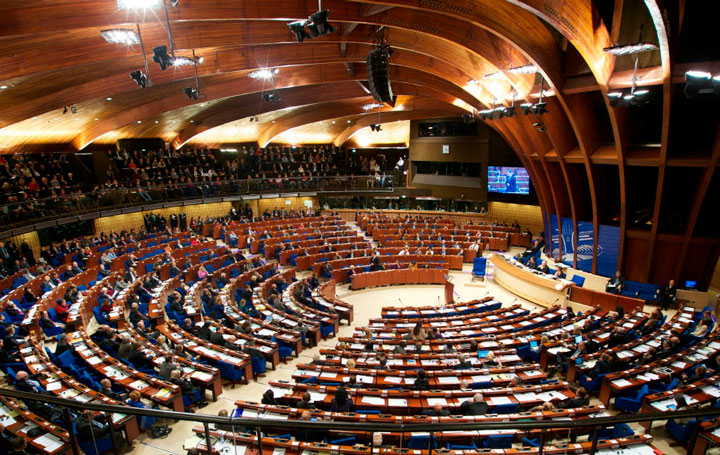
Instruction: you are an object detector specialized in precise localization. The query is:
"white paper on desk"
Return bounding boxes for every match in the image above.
[536,392,555,402]
[46,381,62,391]
[472,375,492,383]
[616,351,633,359]
[361,396,385,405]
[319,372,338,379]
[86,356,103,365]
[34,434,64,451]
[385,376,403,384]
[672,361,687,369]
[524,370,543,377]
[550,391,568,401]
[357,375,374,384]
[309,392,327,402]
[427,398,447,406]
[240,409,259,418]
[273,447,286,455]
[490,396,512,405]
[437,376,460,384]
[514,392,538,402]
[191,371,213,382]
[388,398,407,407]
[403,378,416,385]
[702,385,720,398]
[611,379,633,388]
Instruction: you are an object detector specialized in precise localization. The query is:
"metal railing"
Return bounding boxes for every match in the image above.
[0,388,713,455]
[0,175,396,231]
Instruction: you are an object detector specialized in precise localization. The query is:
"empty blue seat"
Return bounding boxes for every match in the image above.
[482,434,513,449]
[614,384,648,413]
[408,435,437,449]
[570,274,585,287]
[472,257,487,281]
[494,403,519,414]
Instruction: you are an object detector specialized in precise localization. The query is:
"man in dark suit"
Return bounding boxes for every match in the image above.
[128,342,154,370]
[606,271,625,294]
[656,279,677,310]
[460,393,488,415]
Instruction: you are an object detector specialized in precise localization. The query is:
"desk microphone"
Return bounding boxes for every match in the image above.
[398,298,403,305]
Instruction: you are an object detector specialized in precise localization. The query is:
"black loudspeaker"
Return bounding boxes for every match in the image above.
[366,44,395,106]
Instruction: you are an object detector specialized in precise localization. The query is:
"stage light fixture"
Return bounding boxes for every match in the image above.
[130,70,148,88]
[248,68,279,80]
[370,123,382,132]
[508,64,537,74]
[505,105,517,117]
[603,42,658,56]
[531,102,547,115]
[117,0,162,9]
[288,20,311,43]
[183,87,199,100]
[172,56,194,67]
[462,113,476,124]
[263,91,280,103]
[152,45,173,70]
[520,103,533,115]
[101,28,140,45]
[307,10,336,37]
[533,121,546,132]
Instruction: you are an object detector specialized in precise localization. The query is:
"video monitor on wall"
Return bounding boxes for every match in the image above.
[488,166,530,194]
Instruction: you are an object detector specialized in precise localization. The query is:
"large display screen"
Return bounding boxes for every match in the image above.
[487,166,530,194]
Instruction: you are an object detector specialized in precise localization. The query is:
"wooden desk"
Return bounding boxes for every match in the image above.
[489,254,572,307]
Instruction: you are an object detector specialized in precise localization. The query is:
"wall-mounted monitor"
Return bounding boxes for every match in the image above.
[488,166,530,194]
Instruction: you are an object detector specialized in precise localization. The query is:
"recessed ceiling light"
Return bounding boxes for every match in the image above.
[106,97,112,101]
[0,85,8,90]
[137,120,142,123]
[101,28,140,45]
[347,120,352,123]
[95,118,99,121]
[32,116,37,120]
[332,121,336,124]
[272,120,276,123]
[155,120,159,124]
[190,120,194,123]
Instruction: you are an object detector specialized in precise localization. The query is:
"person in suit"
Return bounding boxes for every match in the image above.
[55,333,75,356]
[330,387,352,413]
[453,354,473,370]
[14,371,45,394]
[128,302,147,326]
[159,356,179,380]
[557,388,590,409]
[460,393,488,415]
[128,342,154,370]
[413,369,430,390]
[656,279,677,310]
[296,410,325,442]
[261,389,278,405]
[40,310,64,331]
[296,392,317,409]
[99,378,126,401]
[606,271,626,294]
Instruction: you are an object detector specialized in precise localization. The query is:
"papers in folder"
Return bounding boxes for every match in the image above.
[361,396,385,405]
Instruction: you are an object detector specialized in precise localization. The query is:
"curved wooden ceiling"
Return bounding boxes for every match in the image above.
[2,1,719,286]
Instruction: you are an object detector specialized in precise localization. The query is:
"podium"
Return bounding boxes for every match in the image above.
[444,279,454,305]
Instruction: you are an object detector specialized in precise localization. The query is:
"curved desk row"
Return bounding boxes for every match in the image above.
[350,268,449,291]
[489,254,572,307]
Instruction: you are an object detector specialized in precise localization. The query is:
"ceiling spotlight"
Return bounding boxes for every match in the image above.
[494,107,506,119]
[117,0,163,9]
[130,70,148,88]
[262,91,280,103]
[183,87,199,100]
[462,113,476,124]
[0,85,8,90]
[508,64,537,74]
[370,123,382,132]
[603,42,658,56]
[607,92,623,107]
[533,121,546,132]
[101,28,140,45]
[248,68,279,80]
[307,10,336,37]
[685,70,712,80]
[530,102,548,115]
[505,106,517,117]
[519,102,533,115]
[362,103,383,111]
[288,20,311,43]
[152,45,173,70]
